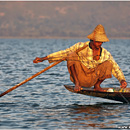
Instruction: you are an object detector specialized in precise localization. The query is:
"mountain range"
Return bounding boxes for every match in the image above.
[0,1,130,38]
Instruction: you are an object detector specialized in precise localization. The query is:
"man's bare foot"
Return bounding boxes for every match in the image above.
[74,84,81,92]
[94,85,107,92]
[94,87,107,92]
[94,79,107,92]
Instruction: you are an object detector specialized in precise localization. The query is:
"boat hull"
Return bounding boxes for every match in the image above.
[64,85,130,103]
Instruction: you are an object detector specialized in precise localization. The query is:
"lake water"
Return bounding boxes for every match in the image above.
[0,38,130,129]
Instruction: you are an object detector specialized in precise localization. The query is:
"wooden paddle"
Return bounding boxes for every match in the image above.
[0,44,88,97]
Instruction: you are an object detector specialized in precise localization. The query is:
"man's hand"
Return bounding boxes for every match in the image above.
[33,57,42,63]
[33,56,48,63]
[120,80,127,89]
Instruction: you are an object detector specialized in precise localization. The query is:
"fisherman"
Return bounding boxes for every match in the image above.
[33,24,127,92]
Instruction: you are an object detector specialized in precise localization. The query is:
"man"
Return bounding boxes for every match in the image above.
[33,24,127,92]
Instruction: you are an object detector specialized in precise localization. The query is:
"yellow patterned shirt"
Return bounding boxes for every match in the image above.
[47,41,126,82]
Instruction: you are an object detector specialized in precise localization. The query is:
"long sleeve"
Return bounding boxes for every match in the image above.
[47,42,89,63]
[108,54,126,82]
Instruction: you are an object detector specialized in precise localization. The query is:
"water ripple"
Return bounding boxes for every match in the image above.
[0,39,130,129]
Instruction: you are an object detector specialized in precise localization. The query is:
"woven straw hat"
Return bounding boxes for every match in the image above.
[87,24,109,42]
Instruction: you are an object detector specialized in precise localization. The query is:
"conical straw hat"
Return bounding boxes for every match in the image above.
[87,24,109,42]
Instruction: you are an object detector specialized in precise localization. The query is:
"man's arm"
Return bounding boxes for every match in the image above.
[33,42,88,64]
[108,55,127,88]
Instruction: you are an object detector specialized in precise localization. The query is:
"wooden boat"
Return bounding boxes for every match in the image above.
[64,85,130,103]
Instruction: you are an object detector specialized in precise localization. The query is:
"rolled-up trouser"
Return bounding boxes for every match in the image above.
[67,52,112,87]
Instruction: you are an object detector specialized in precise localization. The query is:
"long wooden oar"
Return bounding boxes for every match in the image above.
[0,59,65,97]
[0,44,88,97]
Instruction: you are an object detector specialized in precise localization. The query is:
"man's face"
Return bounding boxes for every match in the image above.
[93,41,103,49]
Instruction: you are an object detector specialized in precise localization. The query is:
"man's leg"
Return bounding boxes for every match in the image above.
[70,65,81,92]
[94,79,107,92]
[94,61,113,92]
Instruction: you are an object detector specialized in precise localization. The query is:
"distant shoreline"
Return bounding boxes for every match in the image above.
[0,36,130,39]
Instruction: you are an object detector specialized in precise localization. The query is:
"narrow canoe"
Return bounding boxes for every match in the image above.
[64,85,130,103]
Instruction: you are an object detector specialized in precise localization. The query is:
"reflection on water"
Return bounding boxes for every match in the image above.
[32,103,128,129]
[0,39,130,129]
[67,103,128,129]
